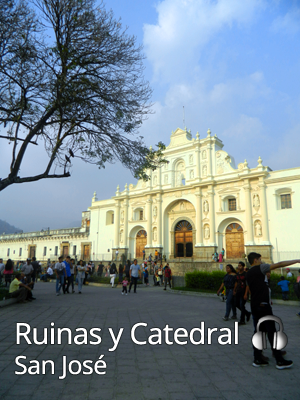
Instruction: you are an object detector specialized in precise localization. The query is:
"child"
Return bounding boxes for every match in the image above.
[143,267,149,286]
[278,276,290,300]
[155,271,160,286]
[121,277,128,295]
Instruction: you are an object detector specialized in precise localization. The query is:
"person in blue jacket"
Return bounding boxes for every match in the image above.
[278,276,290,300]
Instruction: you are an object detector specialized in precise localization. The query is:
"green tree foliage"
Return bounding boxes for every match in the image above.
[0,0,166,191]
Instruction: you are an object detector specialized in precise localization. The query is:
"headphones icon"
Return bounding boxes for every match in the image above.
[252,316,288,350]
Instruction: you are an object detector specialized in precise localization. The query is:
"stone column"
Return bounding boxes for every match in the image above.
[196,134,200,179]
[207,129,212,177]
[157,193,163,247]
[146,194,153,247]
[207,145,212,177]
[208,184,216,245]
[244,179,254,244]
[123,198,129,248]
[157,166,162,188]
[195,188,203,246]
[237,192,241,210]
[259,178,270,243]
[114,200,120,248]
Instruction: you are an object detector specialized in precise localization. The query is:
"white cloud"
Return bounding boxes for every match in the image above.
[271,9,300,35]
[265,123,300,170]
[143,0,265,82]
[139,71,270,159]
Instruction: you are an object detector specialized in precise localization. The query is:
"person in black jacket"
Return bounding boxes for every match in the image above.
[246,252,300,370]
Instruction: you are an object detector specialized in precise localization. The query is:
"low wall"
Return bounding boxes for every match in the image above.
[168,261,232,277]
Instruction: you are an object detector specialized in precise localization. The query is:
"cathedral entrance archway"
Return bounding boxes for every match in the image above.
[225,223,244,259]
[136,230,147,258]
[175,220,193,257]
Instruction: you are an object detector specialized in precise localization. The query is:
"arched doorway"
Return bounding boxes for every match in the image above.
[136,230,147,258]
[175,220,193,257]
[225,223,244,259]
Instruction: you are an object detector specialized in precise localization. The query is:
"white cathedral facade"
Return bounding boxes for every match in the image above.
[1,127,299,263]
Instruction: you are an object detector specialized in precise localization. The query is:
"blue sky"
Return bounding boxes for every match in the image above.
[1,0,300,232]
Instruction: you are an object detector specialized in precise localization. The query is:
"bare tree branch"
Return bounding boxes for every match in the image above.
[0,0,167,193]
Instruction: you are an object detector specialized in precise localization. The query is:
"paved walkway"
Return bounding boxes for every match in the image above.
[0,282,299,400]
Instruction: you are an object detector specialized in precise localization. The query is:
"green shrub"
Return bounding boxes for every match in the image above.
[0,287,9,301]
[185,271,226,290]
[185,271,300,300]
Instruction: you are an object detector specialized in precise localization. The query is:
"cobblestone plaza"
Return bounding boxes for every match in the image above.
[0,284,298,400]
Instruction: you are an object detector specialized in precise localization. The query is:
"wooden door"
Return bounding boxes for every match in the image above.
[136,230,147,258]
[225,223,244,259]
[63,246,69,258]
[175,221,193,257]
[84,245,90,260]
[29,246,35,258]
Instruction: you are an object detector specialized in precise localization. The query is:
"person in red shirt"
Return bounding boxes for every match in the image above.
[163,264,172,290]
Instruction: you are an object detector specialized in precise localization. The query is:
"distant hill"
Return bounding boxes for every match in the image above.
[0,219,22,234]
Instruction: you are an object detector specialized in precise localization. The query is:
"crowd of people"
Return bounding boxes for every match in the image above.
[96,258,173,293]
[0,256,97,301]
[2,251,300,371]
[217,253,300,370]
[212,248,225,262]
[0,255,173,301]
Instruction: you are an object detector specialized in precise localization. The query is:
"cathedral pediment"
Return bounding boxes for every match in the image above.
[167,128,193,149]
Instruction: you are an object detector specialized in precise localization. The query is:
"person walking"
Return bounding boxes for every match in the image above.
[97,262,104,278]
[54,256,66,296]
[21,259,34,285]
[277,276,290,301]
[163,264,172,290]
[62,256,72,293]
[69,258,75,293]
[128,259,141,293]
[110,262,117,288]
[143,266,149,286]
[77,260,86,294]
[217,264,237,321]
[118,263,124,286]
[3,259,14,287]
[246,252,298,369]
[125,260,131,279]
[158,265,163,286]
[0,258,5,285]
[233,261,251,325]
[31,257,40,288]
[121,277,128,295]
